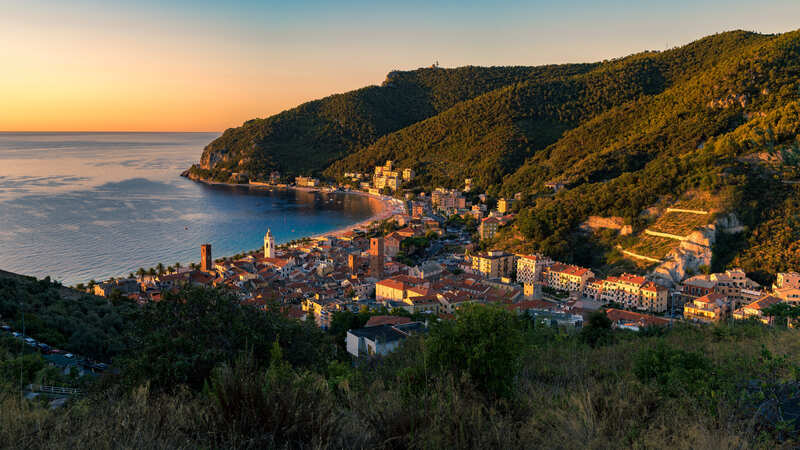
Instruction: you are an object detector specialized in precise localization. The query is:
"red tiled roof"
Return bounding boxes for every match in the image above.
[744,295,782,310]
[696,292,726,304]
[365,315,412,327]
[605,308,670,327]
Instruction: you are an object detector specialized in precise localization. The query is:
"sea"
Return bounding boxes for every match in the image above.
[0,132,382,286]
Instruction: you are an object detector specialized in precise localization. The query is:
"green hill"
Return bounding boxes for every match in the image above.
[188,29,800,277]
[186,64,594,181]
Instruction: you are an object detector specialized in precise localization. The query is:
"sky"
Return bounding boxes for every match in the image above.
[1,0,799,132]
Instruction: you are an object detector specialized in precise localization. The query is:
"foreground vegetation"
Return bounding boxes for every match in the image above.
[2,279,800,448]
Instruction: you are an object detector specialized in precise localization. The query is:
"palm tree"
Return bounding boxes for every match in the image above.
[148,267,156,277]
[190,262,199,270]
[136,267,146,281]
[174,262,182,273]
[128,272,135,279]
[156,263,165,276]
[88,279,97,290]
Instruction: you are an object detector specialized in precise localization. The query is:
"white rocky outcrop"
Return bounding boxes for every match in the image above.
[648,213,744,287]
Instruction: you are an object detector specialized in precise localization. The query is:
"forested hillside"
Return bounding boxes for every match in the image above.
[186,64,595,181]
[188,29,800,278]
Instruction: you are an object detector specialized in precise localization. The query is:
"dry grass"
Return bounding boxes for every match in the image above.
[2,325,799,449]
[625,234,680,259]
[648,211,712,237]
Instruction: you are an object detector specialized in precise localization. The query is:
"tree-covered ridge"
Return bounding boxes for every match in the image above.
[329,30,776,191]
[189,29,800,275]
[503,30,800,266]
[327,55,675,190]
[188,64,595,181]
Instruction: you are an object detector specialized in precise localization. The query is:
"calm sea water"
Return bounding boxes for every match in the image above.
[0,132,381,285]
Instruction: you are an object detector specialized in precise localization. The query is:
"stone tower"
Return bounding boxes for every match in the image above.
[200,244,212,272]
[369,237,384,279]
[264,229,275,258]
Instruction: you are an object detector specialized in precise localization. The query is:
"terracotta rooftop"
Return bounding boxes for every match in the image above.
[365,315,412,327]
[606,308,670,327]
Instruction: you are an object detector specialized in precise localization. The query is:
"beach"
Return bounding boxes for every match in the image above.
[186,176,404,244]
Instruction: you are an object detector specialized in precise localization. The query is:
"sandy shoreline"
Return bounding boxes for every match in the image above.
[186,177,404,244]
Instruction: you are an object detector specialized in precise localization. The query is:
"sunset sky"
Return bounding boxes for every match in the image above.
[2,0,799,132]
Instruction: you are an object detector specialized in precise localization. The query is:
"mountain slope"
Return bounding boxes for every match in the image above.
[327,30,773,191]
[187,64,595,181]
[187,29,800,279]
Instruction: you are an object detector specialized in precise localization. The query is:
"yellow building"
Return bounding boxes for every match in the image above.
[640,282,669,313]
[497,198,513,213]
[683,293,728,323]
[543,263,594,294]
[471,251,515,278]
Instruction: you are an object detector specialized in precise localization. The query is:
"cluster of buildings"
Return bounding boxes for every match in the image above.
[680,269,800,325]
[87,175,800,361]
[294,176,321,188]
[342,160,414,194]
[463,253,670,313]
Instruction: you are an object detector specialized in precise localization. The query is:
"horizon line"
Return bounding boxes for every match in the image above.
[0,130,221,134]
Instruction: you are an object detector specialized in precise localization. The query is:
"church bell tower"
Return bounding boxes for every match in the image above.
[264,229,275,258]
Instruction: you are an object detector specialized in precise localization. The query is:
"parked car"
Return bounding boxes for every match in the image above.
[12,332,21,337]
[0,325,11,332]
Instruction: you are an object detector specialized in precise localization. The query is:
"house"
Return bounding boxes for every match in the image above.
[384,233,402,258]
[409,261,444,281]
[683,292,728,323]
[681,269,762,308]
[346,322,425,358]
[402,294,440,314]
[527,309,583,329]
[595,274,668,313]
[516,254,554,289]
[497,198,513,214]
[295,176,320,187]
[733,295,782,324]
[605,308,670,331]
[375,275,424,302]
[773,272,800,303]
[365,315,412,327]
[471,250,515,278]
[544,181,565,192]
[436,290,477,314]
[542,263,594,294]
[479,217,500,240]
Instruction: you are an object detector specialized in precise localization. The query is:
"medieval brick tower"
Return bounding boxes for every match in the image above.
[369,237,384,278]
[264,229,275,258]
[200,244,212,272]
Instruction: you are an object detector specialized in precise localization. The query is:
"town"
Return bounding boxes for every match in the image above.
[83,160,800,359]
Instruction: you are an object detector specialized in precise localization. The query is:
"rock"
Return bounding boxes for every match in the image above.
[580,216,632,235]
[716,212,746,233]
[650,225,715,286]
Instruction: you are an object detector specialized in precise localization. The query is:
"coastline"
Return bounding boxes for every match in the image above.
[185,176,403,244]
